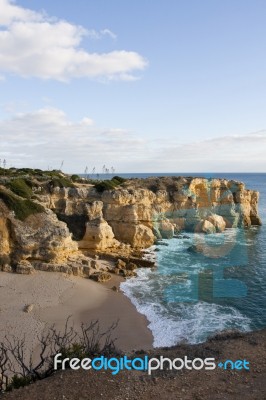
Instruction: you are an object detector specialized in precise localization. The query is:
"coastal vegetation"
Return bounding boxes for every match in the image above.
[7,178,33,199]
[0,318,118,393]
[0,167,264,398]
[0,188,44,221]
[94,176,126,192]
[0,168,127,222]
[0,166,262,271]
[0,167,126,192]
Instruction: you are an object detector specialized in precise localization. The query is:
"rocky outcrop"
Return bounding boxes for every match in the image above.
[0,176,262,272]
[9,209,78,263]
[79,217,119,251]
[0,199,99,277]
[90,271,112,282]
[196,219,216,234]
[206,214,226,232]
[0,216,10,255]
[39,176,261,252]
[16,260,35,274]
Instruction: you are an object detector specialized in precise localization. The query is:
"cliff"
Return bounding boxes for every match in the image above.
[0,170,262,276]
[47,176,262,248]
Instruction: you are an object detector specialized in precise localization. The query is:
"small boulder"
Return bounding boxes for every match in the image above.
[120,269,137,278]
[126,262,138,271]
[81,259,91,266]
[159,219,174,239]
[90,272,112,282]
[16,260,34,275]
[2,264,12,273]
[206,214,226,232]
[113,267,121,275]
[59,265,72,274]
[82,266,93,277]
[187,244,204,254]
[91,260,100,269]
[116,259,127,269]
[71,265,81,276]
[24,304,34,313]
[196,220,216,234]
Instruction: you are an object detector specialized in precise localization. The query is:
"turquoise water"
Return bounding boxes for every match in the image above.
[120,173,266,347]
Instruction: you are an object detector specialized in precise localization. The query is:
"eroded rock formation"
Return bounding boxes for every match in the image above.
[0,176,262,275]
[42,177,262,250]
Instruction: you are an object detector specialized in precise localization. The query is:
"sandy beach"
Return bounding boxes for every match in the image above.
[0,270,153,355]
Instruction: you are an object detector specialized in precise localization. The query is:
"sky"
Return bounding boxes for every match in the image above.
[0,0,266,173]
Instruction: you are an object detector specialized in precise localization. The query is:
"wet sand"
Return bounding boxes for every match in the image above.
[80,275,153,351]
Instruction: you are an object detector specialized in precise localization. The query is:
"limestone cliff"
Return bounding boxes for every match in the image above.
[44,176,262,250]
[0,173,262,275]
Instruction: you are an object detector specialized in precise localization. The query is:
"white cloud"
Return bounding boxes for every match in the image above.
[155,131,266,172]
[0,0,147,81]
[80,117,94,126]
[85,28,117,41]
[0,107,146,171]
[0,0,42,25]
[100,29,117,40]
[0,106,265,172]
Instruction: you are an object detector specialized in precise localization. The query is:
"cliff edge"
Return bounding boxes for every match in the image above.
[0,169,262,276]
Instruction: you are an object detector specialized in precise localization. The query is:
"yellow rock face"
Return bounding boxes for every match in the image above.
[0,217,10,255]
[44,177,261,251]
[1,176,261,268]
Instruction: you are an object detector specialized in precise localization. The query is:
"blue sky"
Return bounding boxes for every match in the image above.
[0,0,266,172]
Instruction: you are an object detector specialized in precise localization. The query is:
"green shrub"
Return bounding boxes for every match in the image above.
[60,343,86,362]
[112,176,126,184]
[32,168,43,174]
[0,189,44,221]
[6,375,32,391]
[110,179,120,185]
[0,167,13,176]
[49,176,74,188]
[71,174,80,182]
[7,179,33,199]
[94,176,127,193]
[0,318,118,393]
[94,180,117,193]
[16,168,36,176]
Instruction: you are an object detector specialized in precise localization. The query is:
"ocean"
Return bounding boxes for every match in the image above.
[115,173,266,347]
